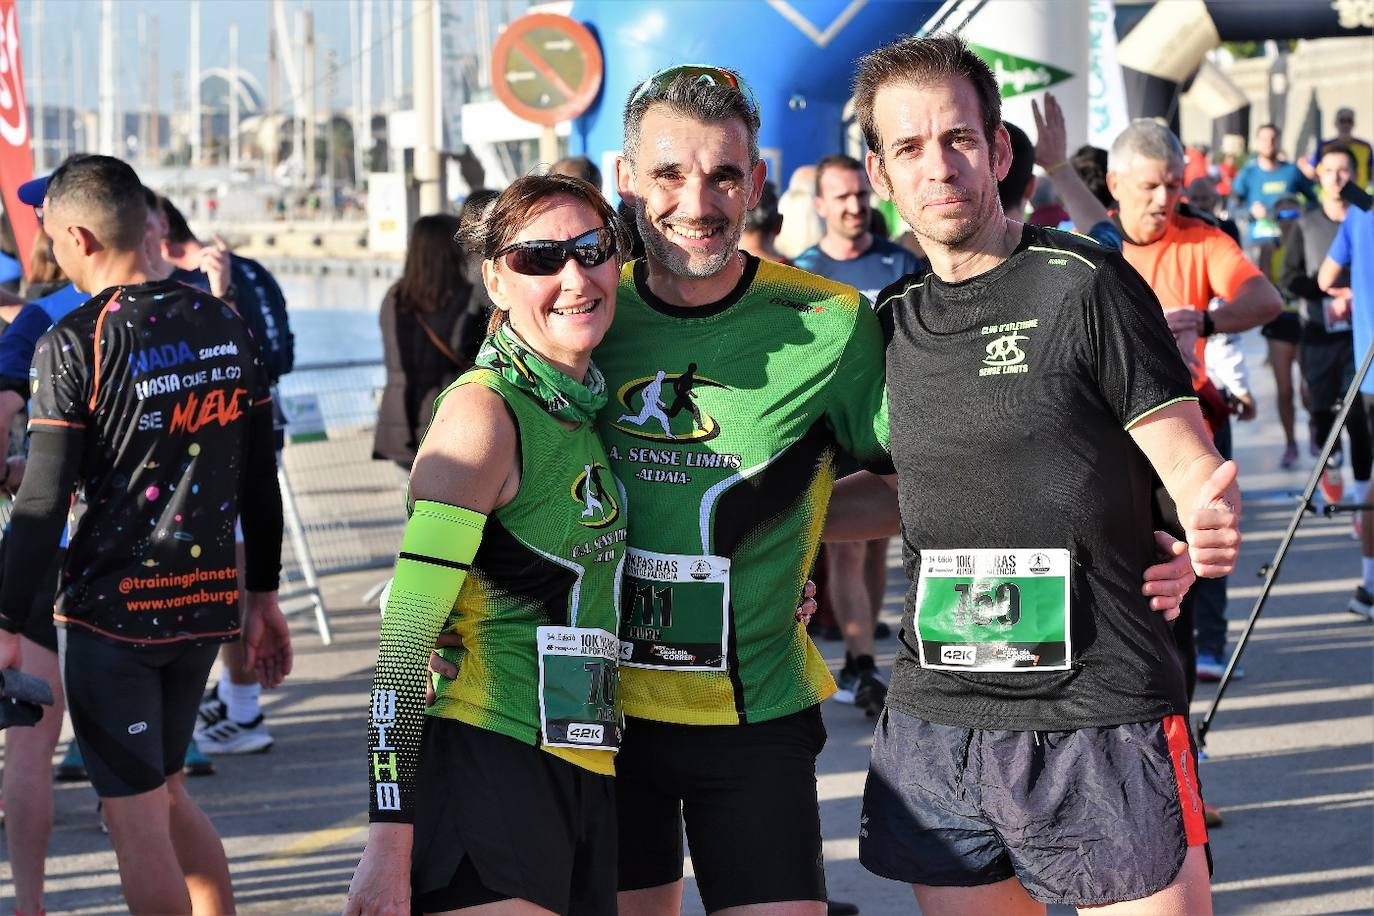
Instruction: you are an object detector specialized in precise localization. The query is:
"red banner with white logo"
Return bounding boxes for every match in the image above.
[0,0,35,277]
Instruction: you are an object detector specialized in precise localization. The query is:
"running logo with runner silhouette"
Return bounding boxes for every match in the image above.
[618,369,673,437]
[572,462,620,528]
[666,362,705,429]
[613,364,726,442]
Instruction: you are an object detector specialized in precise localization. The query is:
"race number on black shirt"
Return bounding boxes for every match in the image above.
[28,279,273,645]
[877,224,1197,731]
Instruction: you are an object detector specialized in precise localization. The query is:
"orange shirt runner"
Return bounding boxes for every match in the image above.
[1116,212,1264,429]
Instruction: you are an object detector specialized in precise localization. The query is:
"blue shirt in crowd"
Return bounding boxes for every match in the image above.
[1329,204,1374,393]
[793,236,924,304]
[0,283,87,384]
[1231,160,1316,244]
[0,252,22,287]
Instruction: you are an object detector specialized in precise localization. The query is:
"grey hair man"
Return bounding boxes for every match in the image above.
[1109,114,1282,766]
[619,69,764,288]
[603,65,894,916]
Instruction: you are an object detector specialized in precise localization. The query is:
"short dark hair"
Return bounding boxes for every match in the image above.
[745,180,782,236]
[550,155,602,188]
[998,122,1035,212]
[623,71,761,166]
[1320,143,1357,170]
[814,154,864,196]
[45,154,147,250]
[459,172,631,334]
[1257,123,1279,136]
[1071,144,1114,207]
[159,195,196,245]
[853,33,1001,160]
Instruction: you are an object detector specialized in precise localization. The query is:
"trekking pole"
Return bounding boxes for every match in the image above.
[1198,336,1374,748]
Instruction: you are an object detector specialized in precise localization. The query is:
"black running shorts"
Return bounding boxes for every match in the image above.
[1260,311,1302,344]
[410,717,617,916]
[58,627,219,797]
[616,706,828,912]
[860,707,1210,906]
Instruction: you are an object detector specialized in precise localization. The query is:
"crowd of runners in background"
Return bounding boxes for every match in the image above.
[0,28,1368,916]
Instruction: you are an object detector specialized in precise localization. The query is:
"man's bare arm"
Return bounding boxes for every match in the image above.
[1211,275,1282,333]
[0,389,23,435]
[824,471,900,542]
[1032,94,1110,231]
[1128,402,1240,577]
[1317,256,1347,292]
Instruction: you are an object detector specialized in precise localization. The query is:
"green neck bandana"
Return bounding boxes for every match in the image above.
[475,322,607,424]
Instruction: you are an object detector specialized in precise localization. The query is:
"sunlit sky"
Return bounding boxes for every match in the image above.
[19,0,429,115]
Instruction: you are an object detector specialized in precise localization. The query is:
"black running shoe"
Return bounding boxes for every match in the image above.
[1349,586,1374,621]
[854,668,888,719]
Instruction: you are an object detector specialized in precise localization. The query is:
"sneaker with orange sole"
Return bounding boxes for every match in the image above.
[1320,467,1345,506]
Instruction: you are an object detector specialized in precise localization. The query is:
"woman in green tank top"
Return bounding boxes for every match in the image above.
[347,174,633,916]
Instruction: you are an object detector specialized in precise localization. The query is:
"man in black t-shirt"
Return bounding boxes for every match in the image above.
[827,35,1241,913]
[0,156,293,914]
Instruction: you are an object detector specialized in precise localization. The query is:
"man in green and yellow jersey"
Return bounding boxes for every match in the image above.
[600,66,892,916]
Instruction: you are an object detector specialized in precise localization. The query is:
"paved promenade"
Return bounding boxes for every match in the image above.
[8,338,1373,914]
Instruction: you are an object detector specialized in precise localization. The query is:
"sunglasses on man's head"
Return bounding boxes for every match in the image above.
[494,227,617,277]
[629,64,760,118]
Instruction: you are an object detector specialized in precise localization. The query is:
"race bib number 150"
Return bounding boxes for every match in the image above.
[914,548,1072,672]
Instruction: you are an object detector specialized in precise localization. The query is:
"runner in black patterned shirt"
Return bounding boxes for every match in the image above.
[0,155,292,915]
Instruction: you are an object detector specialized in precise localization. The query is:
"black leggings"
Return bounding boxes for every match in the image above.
[1313,393,1373,479]
[1302,337,1372,480]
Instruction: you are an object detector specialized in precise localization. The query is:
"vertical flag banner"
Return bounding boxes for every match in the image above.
[0,0,35,276]
[1087,0,1130,149]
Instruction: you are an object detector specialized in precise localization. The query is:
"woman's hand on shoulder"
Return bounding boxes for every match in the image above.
[409,382,519,513]
[344,824,414,916]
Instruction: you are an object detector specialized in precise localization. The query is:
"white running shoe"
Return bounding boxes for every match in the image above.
[831,665,858,705]
[195,714,274,754]
[198,688,228,730]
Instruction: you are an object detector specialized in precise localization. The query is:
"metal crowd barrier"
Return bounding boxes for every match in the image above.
[276,358,408,643]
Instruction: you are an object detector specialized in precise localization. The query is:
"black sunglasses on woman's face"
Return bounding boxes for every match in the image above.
[494,227,617,276]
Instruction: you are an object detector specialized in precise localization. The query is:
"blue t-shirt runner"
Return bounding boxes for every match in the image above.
[794,236,924,305]
[1328,204,1374,394]
[0,283,88,385]
[1231,159,1316,244]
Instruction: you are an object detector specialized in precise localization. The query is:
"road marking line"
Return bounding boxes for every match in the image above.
[258,817,367,867]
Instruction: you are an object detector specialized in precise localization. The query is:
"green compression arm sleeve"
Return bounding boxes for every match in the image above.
[368,500,486,823]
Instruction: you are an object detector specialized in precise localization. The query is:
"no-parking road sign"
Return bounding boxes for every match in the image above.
[491,12,604,127]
